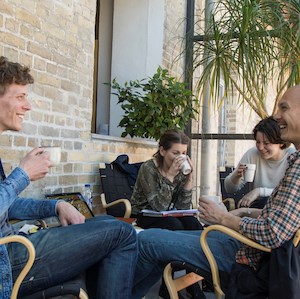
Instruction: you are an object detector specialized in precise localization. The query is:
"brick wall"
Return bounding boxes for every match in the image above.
[3,0,253,203]
[0,0,157,200]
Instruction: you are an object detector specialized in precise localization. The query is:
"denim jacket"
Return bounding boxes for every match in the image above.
[0,161,58,298]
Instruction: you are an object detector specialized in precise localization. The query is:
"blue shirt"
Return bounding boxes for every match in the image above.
[0,161,58,298]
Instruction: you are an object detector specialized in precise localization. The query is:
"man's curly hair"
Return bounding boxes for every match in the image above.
[0,56,34,96]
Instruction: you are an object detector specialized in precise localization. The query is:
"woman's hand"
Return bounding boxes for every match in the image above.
[229,207,248,217]
[183,156,193,189]
[237,188,260,208]
[230,163,247,184]
[230,207,261,219]
[186,155,193,173]
[167,154,186,180]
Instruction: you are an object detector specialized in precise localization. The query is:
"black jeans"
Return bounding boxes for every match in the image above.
[136,214,203,230]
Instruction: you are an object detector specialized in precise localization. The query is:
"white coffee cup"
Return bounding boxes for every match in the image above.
[179,154,191,175]
[43,146,61,167]
[244,163,256,182]
[201,195,221,204]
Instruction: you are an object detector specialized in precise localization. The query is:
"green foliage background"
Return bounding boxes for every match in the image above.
[110,67,198,140]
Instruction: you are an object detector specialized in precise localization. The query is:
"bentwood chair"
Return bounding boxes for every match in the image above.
[200,225,300,299]
[9,194,90,299]
[164,225,300,299]
[4,236,88,299]
[9,229,89,299]
[0,235,35,299]
[100,193,132,218]
[99,159,140,218]
[163,261,206,299]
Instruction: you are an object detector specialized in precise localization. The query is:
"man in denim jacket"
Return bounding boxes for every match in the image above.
[0,56,137,299]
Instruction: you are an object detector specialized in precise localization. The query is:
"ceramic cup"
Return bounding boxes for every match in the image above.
[43,146,61,167]
[244,163,256,182]
[179,154,192,175]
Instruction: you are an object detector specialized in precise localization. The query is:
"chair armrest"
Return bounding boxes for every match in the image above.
[163,262,203,298]
[293,229,300,247]
[0,235,36,299]
[222,198,235,211]
[100,193,132,218]
[200,224,271,299]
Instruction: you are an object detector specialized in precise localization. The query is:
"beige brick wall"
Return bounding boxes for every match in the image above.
[1,0,257,203]
[0,0,156,200]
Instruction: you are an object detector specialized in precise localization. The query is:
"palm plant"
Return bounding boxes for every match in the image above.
[193,0,300,118]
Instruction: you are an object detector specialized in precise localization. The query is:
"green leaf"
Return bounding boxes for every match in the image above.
[110,67,198,140]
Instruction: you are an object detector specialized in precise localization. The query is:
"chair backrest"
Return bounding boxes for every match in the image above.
[99,155,143,217]
[219,166,250,207]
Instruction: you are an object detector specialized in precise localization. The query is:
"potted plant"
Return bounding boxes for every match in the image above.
[110,66,198,140]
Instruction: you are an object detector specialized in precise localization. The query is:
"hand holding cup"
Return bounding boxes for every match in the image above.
[179,154,192,175]
[198,195,227,224]
[243,163,256,182]
[43,146,61,167]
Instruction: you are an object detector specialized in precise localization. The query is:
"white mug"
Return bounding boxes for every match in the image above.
[244,163,256,182]
[43,146,61,167]
[179,154,192,175]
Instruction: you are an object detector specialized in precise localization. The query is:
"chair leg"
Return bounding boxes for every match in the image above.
[163,263,204,299]
[79,288,89,299]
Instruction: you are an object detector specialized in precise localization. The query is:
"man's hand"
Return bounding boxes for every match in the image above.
[198,196,228,224]
[198,196,241,231]
[237,188,260,208]
[19,147,51,181]
[56,201,86,226]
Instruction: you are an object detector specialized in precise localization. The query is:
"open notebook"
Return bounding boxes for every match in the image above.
[141,209,198,217]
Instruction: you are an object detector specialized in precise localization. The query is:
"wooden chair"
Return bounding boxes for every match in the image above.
[164,225,300,299]
[200,224,300,299]
[10,193,90,299]
[99,161,139,218]
[4,233,89,299]
[100,193,132,218]
[0,235,35,299]
[163,261,206,299]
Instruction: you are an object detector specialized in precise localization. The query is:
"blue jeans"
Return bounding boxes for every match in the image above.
[8,215,137,299]
[132,229,240,299]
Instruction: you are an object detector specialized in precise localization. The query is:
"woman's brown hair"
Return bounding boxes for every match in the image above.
[253,116,289,149]
[153,129,190,168]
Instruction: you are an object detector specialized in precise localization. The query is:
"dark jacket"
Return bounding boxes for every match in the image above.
[112,155,143,188]
[225,238,300,299]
